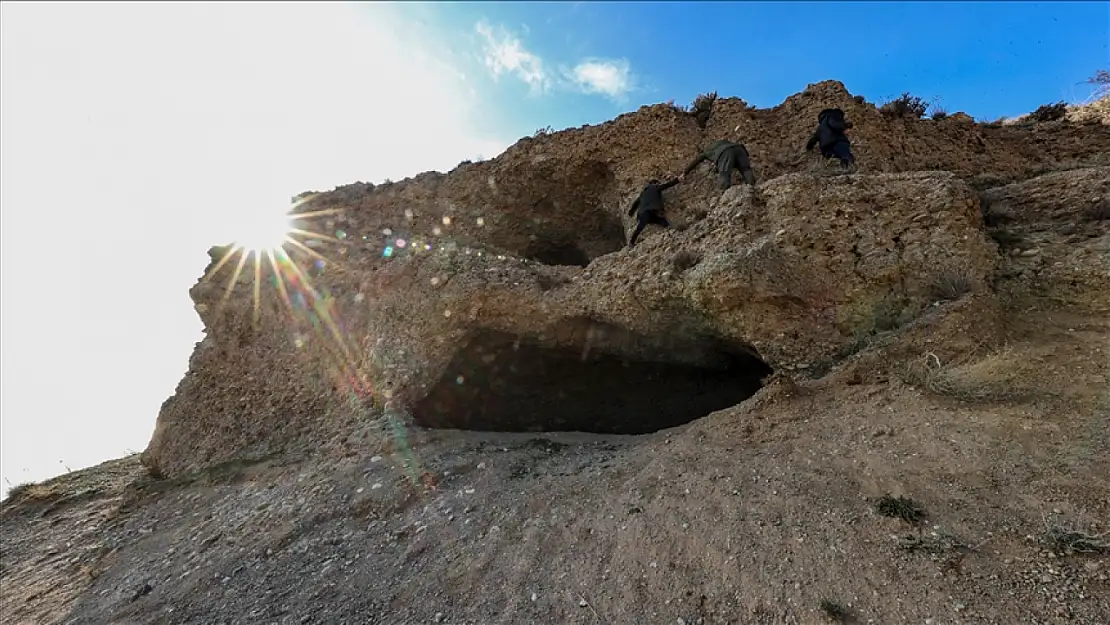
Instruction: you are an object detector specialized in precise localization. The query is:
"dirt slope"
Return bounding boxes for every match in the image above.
[2,82,1108,625]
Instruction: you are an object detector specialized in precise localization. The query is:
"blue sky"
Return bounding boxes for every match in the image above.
[394,1,1108,143]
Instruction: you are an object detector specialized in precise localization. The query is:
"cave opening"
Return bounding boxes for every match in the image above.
[523,238,593,268]
[411,323,774,435]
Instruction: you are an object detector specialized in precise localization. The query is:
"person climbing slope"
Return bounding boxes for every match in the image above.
[627,177,681,248]
[678,126,757,190]
[805,108,858,173]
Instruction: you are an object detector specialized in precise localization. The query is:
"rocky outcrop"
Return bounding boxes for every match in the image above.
[142,82,1110,478]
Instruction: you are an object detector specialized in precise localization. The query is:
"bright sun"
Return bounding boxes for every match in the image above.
[228,203,296,253]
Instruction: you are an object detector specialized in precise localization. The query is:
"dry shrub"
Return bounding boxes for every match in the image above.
[929,97,949,120]
[1043,518,1110,555]
[875,494,926,524]
[929,267,974,301]
[689,91,718,129]
[904,348,1045,404]
[879,92,929,119]
[852,94,866,105]
[1029,101,1068,123]
[1086,69,1109,99]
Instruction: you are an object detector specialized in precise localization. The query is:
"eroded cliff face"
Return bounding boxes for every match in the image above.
[142,81,1110,479]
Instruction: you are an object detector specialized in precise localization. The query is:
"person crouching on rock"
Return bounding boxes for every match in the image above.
[628,177,680,248]
[678,127,757,190]
[805,108,858,173]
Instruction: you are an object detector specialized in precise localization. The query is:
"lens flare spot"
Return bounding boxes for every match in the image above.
[477,217,485,226]
[433,227,442,236]
[396,239,406,248]
[336,230,347,240]
[456,375,465,385]
[442,216,452,226]
[383,228,393,236]
[314,259,326,271]
[383,246,394,258]
[443,309,452,318]
[404,209,414,220]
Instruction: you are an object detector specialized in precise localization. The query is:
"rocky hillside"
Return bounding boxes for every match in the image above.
[2,81,1109,625]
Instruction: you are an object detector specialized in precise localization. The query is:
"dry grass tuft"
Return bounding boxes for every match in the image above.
[904,348,1047,404]
[879,93,929,119]
[929,267,974,302]
[3,481,57,504]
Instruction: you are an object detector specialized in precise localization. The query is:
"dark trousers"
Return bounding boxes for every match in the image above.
[629,210,670,247]
[716,145,757,190]
[821,139,855,167]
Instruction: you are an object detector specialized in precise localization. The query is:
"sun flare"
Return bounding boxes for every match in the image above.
[230,205,296,254]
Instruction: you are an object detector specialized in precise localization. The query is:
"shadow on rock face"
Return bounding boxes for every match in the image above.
[412,320,774,435]
[508,160,628,267]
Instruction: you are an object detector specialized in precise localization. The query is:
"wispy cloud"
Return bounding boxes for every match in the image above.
[475,19,549,95]
[567,58,635,101]
[474,19,637,102]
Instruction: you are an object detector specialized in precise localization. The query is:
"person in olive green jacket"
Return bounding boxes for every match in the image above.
[678,126,757,190]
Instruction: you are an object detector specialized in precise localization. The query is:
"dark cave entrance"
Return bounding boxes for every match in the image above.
[411,322,774,435]
[523,238,594,268]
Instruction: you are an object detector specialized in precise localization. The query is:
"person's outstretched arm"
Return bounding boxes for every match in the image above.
[682,152,707,176]
[627,196,641,216]
[658,178,680,191]
[805,130,820,152]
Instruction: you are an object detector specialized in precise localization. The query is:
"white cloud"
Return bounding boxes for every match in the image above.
[0,2,509,496]
[473,20,637,102]
[568,58,635,100]
[475,19,550,95]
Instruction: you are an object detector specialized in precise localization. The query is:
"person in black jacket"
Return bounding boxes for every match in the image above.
[627,177,680,248]
[805,108,857,173]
